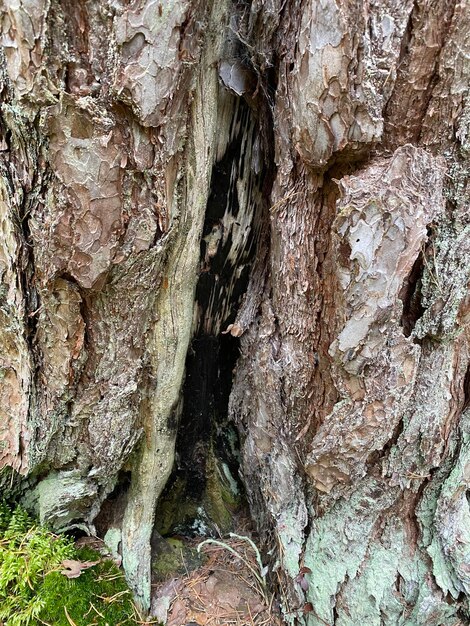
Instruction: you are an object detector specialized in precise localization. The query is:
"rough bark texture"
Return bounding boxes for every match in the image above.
[0,0,469,624]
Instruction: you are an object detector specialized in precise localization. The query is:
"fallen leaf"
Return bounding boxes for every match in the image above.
[166,598,187,626]
[60,558,100,579]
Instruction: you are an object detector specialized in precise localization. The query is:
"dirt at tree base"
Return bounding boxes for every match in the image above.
[151,534,284,626]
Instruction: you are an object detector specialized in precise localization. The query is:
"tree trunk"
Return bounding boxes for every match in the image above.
[1,0,469,623]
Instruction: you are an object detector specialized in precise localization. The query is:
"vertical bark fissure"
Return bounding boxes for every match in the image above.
[153,87,272,534]
[0,110,49,474]
[399,249,425,339]
[0,1,469,624]
[383,0,457,148]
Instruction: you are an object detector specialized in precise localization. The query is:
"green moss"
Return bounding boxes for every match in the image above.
[152,536,184,581]
[40,548,139,626]
[0,503,75,625]
[155,449,241,537]
[0,502,160,626]
[203,453,240,531]
[155,476,197,535]
[152,536,204,581]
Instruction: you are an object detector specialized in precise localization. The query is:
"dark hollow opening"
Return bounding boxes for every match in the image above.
[154,97,265,538]
[400,248,425,338]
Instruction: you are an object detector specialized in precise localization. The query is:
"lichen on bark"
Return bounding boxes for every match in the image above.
[0,0,470,623]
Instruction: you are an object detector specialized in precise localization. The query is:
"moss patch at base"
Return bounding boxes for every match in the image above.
[152,536,205,582]
[0,502,159,626]
[39,547,140,626]
[204,453,240,529]
[155,476,196,536]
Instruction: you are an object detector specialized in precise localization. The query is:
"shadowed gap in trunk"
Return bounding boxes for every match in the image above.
[154,98,264,538]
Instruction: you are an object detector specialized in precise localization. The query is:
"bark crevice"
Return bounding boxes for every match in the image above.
[1,1,469,624]
[399,248,426,339]
[153,92,271,538]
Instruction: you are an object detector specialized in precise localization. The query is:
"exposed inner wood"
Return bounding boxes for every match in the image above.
[0,0,469,623]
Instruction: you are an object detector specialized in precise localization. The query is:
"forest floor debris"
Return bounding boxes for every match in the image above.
[151,534,283,626]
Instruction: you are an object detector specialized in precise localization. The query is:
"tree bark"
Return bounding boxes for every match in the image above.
[0,0,469,624]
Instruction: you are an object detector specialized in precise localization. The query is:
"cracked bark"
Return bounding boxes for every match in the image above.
[1,0,469,623]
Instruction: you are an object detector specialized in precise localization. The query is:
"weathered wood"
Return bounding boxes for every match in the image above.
[0,0,469,623]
